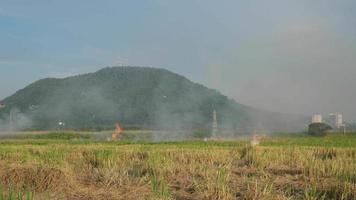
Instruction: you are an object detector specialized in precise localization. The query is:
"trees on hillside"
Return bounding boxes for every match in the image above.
[308,123,332,136]
[0,67,246,130]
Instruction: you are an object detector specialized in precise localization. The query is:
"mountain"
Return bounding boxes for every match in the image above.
[0,67,307,131]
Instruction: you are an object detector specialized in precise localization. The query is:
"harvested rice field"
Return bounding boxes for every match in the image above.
[0,132,355,200]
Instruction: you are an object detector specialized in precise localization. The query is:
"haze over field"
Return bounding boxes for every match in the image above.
[1,0,356,120]
[0,67,307,132]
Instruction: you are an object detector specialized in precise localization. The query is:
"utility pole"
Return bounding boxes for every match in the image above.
[212,110,218,138]
[9,109,16,131]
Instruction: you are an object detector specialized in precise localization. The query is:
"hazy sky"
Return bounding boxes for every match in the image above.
[1,0,356,121]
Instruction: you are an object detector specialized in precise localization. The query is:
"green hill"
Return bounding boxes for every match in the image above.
[0,67,306,131]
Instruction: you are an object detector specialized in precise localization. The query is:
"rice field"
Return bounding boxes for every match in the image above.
[0,132,355,200]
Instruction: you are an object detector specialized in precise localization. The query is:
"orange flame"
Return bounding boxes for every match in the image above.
[112,122,123,140]
[115,123,123,133]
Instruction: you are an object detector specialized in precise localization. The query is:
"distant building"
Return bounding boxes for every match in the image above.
[0,102,5,109]
[330,113,343,129]
[312,114,322,123]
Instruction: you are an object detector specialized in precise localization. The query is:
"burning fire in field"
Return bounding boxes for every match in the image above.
[111,122,123,140]
[251,133,266,147]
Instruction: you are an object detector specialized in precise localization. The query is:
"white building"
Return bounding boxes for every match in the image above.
[312,114,322,123]
[0,102,5,109]
[330,113,343,129]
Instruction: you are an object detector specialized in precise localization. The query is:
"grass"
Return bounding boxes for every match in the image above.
[262,133,356,147]
[0,131,354,199]
[0,131,92,140]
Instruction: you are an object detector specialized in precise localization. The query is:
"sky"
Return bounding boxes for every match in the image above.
[1,0,356,121]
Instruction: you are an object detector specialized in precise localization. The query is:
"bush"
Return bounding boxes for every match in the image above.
[308,123,332,136]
